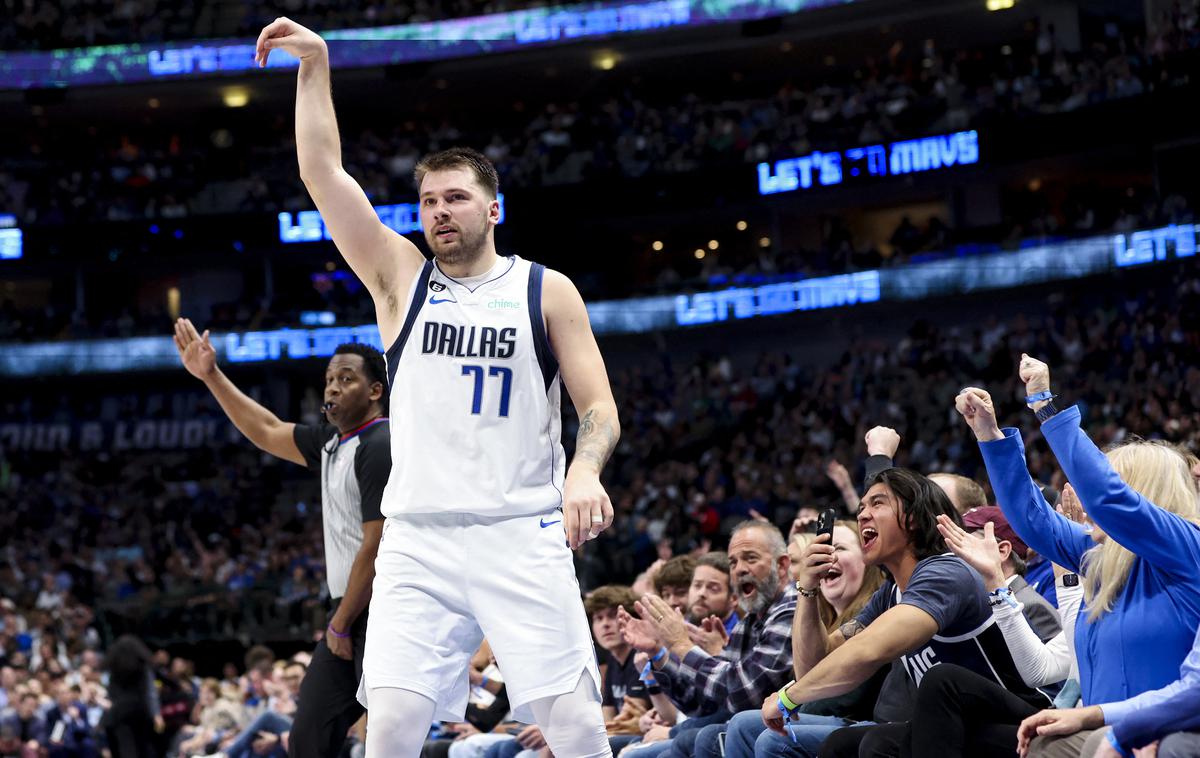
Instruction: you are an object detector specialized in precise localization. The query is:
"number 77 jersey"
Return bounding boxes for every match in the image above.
[381,255,566,518]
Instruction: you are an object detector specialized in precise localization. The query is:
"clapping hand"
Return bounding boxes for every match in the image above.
[617,605,662,653]
[685,615,730,655]
[936,515,1006,590]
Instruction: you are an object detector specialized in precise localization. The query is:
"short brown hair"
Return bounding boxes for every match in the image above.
[413,147,499,198]
[653,556,697,596]
[695,552,731,580]
[930,473,988,514]
[583,585,638,623]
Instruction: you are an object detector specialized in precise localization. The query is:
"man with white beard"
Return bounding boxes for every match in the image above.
[618,522,797,757]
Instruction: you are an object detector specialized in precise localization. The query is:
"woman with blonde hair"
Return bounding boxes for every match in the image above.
[956,354,1200,758]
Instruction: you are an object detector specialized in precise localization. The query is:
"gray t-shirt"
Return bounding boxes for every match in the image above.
[857,554,1053,707]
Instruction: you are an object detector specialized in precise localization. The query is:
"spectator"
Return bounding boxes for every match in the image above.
[684,553,738,631]
[0,692,44,758]
[761,468,1051,757]
[957,356,1200,757]
[583,586,653,755]
[928,474,988,516]
[99,635,159,758]
[42,683,99,758]
[652,558,697,617]
[721,519,886,756]
[959,507,1061,641]
[619,520,797,756]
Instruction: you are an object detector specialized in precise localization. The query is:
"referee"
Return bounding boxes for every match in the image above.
[173,317,388,758]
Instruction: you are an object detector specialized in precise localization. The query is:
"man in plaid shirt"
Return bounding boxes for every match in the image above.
[620,521,797,756]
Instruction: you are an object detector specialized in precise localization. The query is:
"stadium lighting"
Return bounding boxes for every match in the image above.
[694,249,706,259]
[651,240,664,251]
[708,240,719,250]
[222,86,250,108]
[986,0,1015,9]
[593,52,618,71]
[759,237,771,248]
[736,221,748,231]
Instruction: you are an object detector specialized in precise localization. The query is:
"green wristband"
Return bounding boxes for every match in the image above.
[778,683,799,712]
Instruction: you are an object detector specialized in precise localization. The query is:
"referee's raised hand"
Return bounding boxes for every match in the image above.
[173,318,217,380]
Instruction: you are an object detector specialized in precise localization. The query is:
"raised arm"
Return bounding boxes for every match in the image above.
[863,425,901,489]
[543,269,620,550]
[1019,355,1200,580]
[174,318,304,466]
[790,533,847,678]
[935,514,1070,688]
[256,18,425,345]
[956,388,1092,571]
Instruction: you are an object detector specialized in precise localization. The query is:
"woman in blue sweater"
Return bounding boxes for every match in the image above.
[955,354,1200,758]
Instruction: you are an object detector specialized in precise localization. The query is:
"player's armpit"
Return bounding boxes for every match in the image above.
[302,169,425,343]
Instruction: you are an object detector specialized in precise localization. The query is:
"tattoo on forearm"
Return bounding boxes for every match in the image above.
[574,408,618,471]
[840,619,866,640]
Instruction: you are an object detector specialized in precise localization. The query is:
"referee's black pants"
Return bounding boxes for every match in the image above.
[289,601,368,758]
[817,664,1042,758]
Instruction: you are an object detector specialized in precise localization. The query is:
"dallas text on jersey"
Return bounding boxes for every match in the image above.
[421,322,518,359]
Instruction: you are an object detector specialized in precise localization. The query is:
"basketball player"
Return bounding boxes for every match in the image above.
[255,18,621,758]
[173,320,389,758]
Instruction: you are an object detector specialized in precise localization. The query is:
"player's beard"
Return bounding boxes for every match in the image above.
[428,217,489,267]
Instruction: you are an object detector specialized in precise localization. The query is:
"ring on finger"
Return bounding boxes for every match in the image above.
[591,515,604,523]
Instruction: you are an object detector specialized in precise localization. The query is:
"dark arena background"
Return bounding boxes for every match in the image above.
[1,0,1199,756]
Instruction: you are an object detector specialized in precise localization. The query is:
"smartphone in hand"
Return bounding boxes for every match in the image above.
[815,508,837,541]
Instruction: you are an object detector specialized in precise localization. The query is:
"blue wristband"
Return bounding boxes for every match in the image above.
[1105,729,1133,758]
[650,646,668,664]
[776,700,797,742]
[480,674,489,688]
[1025,390,1055,405]
[638,661,658,687]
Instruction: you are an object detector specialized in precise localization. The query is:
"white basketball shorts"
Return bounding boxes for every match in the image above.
[357,510,601,723]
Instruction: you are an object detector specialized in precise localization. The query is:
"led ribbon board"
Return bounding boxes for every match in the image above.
[0,0,855,90]
[279,194,506,243]
[0,214,22,260]
[1,224,1192,376]
[757,130,980,195]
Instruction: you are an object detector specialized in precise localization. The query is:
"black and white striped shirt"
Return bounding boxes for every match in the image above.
[293,418,389,599]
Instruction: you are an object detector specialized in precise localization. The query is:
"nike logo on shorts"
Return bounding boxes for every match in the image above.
[539,517,561,528]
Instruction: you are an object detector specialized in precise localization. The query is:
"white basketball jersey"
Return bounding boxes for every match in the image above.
[381,255,565,517]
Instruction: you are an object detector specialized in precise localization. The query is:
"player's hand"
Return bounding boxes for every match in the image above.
[562,470,614,550]
[954,387,1004,442]
[326,628,352,661]
[864,426,901,458]
[254,17,328,67]
[174,318,217,380]
[1018,353,1052,401]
